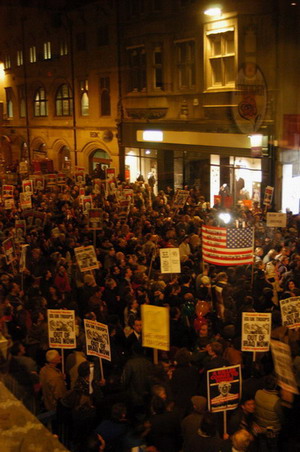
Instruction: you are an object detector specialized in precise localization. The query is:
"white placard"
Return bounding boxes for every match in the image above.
[160,248,181,274]
[266,212,287,228]
[48,309,76,349]
[280,297,300,329]
[242,312,271,352]
[271,340,299,394]
[84,319,111,361]
[74,245,99,272]
[142,305,170,351]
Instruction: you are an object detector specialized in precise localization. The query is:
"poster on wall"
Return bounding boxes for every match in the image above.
[241,312,271,352]
[84,319,111,361]
[263,186,274,207]
[232,63,267,134]
[48,309,76,349]
[207,365,241,413]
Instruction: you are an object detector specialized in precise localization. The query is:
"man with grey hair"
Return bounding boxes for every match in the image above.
[39,349,66,411]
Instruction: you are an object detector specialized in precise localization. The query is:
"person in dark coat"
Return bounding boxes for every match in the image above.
[147,395,182,452]
[170,348,200,419]
[184,412,232,452]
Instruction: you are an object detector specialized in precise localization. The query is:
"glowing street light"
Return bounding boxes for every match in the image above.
[204,6,222,17]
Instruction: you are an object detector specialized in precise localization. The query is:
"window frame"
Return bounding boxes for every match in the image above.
[55,83,73,117]
[33,87,48,117]
[127,46,147,93]
[43,41,51,60]
[204,18,237,91]
[175,39,196,90]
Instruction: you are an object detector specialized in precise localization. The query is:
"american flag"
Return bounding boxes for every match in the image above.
[202,225,254,266]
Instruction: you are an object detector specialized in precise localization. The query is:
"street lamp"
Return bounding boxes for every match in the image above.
[204,6,222,17]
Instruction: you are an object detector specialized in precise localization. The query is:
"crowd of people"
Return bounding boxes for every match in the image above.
[0,170,300,452]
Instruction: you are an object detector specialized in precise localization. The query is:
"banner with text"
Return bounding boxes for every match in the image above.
[48,309,76,349]
[271,340,299,394]
[207,365,241,413]
[141,304,169,351]
[280,297,300,329]
[84,319,111,361]
[242,312,271,352]
[160,248,181,274]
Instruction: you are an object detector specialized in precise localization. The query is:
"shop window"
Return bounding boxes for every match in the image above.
[153,47,163,89]
[43,41,51,60]
[55,83,73,116]
[205,22,236,89]
[18,85,26,118]
[5,88,13,118]
[76,32,86,52]
[127,46,146,92]
[97,26,109,46]
[34,87,48,117]
[175,40,195,89]
[17,50,23,67]
[29,46,37,63]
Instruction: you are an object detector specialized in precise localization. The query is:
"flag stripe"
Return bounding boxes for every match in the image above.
[202,225,254,266]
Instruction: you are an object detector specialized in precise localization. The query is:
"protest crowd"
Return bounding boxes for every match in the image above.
[1,166,300,452]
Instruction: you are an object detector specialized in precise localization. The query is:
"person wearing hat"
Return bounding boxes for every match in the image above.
[39,349,66,411]
[181,396,207,448]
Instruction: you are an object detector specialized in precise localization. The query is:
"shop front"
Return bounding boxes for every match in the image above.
[123,125,270,206]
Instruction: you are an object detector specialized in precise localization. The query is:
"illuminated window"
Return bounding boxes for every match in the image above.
[127,46,146,92]
[55,84,73,116]
[100,77,111,116]
[34,87,48,117]
[5,88,13,118]
[60,39,68,56]
[205,22,236,89]
[29,46,37,63]
[17,50,23,66]
[80,79,89,116]
[176,40,195,89]
[4,55,11,70]
[43,41,51,60]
